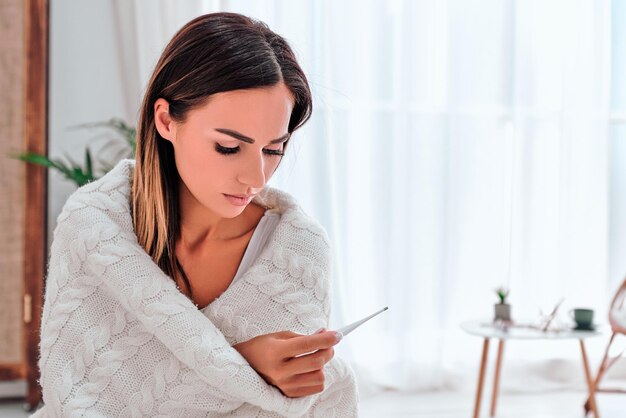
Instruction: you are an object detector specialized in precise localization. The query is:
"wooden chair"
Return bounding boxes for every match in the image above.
[584,279,626,415]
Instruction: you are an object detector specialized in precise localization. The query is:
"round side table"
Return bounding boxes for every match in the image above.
[461,320,602,418]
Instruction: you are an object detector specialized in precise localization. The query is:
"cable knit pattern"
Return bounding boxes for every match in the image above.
[32,159,359,417]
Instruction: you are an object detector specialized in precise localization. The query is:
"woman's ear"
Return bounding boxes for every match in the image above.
[154,98,177,143]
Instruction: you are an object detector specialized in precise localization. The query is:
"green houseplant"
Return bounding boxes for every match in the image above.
[494,286,511,322]
[12,118,136,187]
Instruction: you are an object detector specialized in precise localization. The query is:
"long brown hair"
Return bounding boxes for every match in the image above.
[131,12,312,297]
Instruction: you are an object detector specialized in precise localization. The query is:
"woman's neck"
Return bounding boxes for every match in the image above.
[177,183,265,251]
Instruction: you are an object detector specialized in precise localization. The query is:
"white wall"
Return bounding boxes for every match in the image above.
[48,0,139,248]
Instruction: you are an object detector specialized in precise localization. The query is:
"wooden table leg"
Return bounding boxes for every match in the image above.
[490,339,505,417]
[473,338,490,418]
[580,339,599,418]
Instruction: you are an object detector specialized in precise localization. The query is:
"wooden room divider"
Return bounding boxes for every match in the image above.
[0,0,48,411]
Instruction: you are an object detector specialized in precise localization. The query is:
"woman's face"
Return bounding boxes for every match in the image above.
[154,81,294,219]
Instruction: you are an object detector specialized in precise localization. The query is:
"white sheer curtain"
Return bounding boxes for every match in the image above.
[115,0,614,393]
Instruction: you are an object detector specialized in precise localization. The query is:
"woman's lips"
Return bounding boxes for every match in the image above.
[223,193,253,206]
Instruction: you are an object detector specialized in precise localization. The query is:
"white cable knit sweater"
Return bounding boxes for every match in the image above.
[32,158,359,417]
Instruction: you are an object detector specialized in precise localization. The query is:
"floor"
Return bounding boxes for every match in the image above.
[359,390,624,417]
[1,389,623,417]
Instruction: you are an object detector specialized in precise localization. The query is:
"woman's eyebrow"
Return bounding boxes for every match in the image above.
[214,128,290,144]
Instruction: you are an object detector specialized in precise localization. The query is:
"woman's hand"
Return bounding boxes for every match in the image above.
[233,329,342,398]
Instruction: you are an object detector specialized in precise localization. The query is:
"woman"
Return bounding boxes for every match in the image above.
[34,12,358,417]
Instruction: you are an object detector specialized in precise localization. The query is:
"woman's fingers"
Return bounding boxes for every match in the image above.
[234,330,339,398]
[283,384,325,398]
[282,347,335,375]
[283,331,341,358]
[280,369,327,398]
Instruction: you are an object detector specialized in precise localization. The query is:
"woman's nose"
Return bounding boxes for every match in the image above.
[237,152,266,189]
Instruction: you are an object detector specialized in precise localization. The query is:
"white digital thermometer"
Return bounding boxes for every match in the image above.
[336,306,389,338]
[297,307,389,357]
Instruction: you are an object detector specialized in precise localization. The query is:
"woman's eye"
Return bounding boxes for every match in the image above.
[214,143,284,157]
[264,147,285,156]
[215,143,239,154]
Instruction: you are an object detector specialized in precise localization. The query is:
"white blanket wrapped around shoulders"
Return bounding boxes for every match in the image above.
[32,158,359,417]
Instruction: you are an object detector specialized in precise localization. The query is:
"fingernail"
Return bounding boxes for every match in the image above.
[334,331,343,343]
[314,328,326,334]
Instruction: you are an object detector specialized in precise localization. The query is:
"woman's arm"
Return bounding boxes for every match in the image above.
[92,207,359,416]
[88,220,324,416]
[41,198,321,417]
[222,213,360,416]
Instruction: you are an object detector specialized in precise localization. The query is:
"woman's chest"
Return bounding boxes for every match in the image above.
[177,236,253,309]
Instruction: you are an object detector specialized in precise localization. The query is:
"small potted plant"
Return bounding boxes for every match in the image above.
[11,118,136,187]
[494,286,511,321]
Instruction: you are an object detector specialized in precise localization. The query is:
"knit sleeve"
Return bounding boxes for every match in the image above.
[172,213,359,417]
[204,213,360,417]
[201,217,360,417]
[41,196,318,417]
[277,219,360,417]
